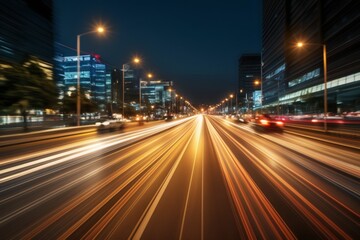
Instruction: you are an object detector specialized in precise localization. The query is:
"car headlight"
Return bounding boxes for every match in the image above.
[102,121,110,126]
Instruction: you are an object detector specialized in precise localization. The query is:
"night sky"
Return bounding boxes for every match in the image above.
[54,0,262,105]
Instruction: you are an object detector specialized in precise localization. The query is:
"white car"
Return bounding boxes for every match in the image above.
[95,118,124,132]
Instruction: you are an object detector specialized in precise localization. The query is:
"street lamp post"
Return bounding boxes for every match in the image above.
[76,27,104,126]
[297,42,328,132]
[225,98,228,114]
[323,44,328,132]
[235,91,238,115]
[180,96,183,114]
[168,88,173,115]
[229,94,233,114]
[175,94,178,114]
[260,50,263,113]
[122,63,127,119]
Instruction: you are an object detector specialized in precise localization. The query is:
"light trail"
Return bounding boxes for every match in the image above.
[179,115,203,240]
[0,117,195,184]
[0,115,358,239]
[207,115,358,239]
[205,117,296,239]
[131,115,203,240]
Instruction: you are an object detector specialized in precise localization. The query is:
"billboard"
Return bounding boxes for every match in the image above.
[253,90,262,108]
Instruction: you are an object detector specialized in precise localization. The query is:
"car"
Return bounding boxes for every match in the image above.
[237,114,252,123]
[95,117,124,132]
[164,115,175,121]
[253,114,284,131]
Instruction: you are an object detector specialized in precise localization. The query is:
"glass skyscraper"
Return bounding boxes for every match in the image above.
[62,54,108,112]
[262,0,360,114]
[0,0,54,81]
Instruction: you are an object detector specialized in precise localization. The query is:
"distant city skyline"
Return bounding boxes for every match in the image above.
[54,0,262,105]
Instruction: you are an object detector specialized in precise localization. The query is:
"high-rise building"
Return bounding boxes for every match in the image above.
[238,54,261,111]
[62,54,108,111]
[141,80,173,107]
[0,0,54,79]
[123,64,141,108]
[262,0,360,114]
[141,80,174,116]
[111,68,121,106]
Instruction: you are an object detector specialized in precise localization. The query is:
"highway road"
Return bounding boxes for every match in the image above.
[0,115,359,239]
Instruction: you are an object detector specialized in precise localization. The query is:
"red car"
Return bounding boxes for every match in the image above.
[253,114,284,131]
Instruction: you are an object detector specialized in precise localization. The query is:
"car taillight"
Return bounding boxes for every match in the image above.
[260,119,269,125]
[276,121,284,126]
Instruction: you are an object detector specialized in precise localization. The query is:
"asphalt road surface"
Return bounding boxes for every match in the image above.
[1,115,359,239]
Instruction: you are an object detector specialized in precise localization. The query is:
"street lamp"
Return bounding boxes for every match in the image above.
[297,41,328,132]
[77,26,105,126]
[168,88,173,115]
[229,94,234,114]
[122,57,141,119]
[180,96,183,114]
[225,98,229,114]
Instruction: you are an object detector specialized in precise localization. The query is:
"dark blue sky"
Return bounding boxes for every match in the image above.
[54,0,262,105]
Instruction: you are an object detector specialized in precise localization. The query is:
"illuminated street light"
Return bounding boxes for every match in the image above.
[134,57,140,64]
[169,88,173,114]
[297,42,304,48]
[77,26,105,126]
[122,57,141,118]
[230,94,234,114]
[147,73,153,78]
[297,41,328,132]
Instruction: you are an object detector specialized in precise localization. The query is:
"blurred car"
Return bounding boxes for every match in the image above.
[134,115,147,121]
[164,115,175,121]
[95,117,124,132]
[237,114,252,123]
[253,114,284,131]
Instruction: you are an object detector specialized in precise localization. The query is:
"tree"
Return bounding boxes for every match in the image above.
[61,90,98,114]
[0,58,58,130]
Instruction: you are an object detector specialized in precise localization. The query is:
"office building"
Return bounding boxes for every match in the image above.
[262,0,360,114]
[62,54,108,112]
[238,54,261,111]
[123,64,142,109]
[141,80,174,115]
[0,0,54,81]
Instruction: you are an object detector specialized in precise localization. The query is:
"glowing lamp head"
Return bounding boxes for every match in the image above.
[97,27,105,33]
[297,42,304,48]
[133,58,140,64]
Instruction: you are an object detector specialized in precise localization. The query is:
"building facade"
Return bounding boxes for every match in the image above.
[141,80,174,116]
[238,54,261,112]
[262,0,360,115]
[61,54,109,112]
[119,64,143,112]
[0,0,54,82]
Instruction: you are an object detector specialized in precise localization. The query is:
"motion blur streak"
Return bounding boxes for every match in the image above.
[0,116,194,184]
[205,117,296,239]
[0,115,359,239]
[131,116,203,240]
